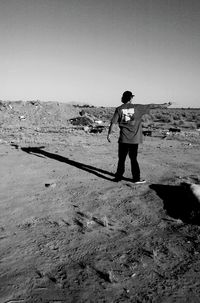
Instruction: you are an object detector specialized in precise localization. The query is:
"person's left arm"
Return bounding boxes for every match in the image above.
[136,102,172,115]
[148,102,172,110]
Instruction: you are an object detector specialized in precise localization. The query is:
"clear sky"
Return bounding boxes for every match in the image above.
[1,0,200,107]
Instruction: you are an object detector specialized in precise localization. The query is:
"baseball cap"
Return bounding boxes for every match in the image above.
[122,91,135,98]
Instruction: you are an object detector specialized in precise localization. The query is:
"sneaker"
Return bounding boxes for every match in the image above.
[113,176,123,182]
[132,179,146,184]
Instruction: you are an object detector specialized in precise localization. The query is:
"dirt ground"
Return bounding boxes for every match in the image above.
[1,124,200,302]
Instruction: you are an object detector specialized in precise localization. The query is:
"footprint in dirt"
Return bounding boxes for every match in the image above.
[72,212,115,233]
[0,226,7,240]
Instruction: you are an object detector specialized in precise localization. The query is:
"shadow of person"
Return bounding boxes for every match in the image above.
[21,146,117,181]
[150,183,200,225]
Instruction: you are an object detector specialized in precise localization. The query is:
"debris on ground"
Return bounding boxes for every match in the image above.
[0,100,200,302]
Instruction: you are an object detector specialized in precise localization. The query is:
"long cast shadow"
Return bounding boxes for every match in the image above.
[150,184,200,225]
[21,146,118,181]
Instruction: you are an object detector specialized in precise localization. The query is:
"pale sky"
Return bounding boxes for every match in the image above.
[1,0,200,107]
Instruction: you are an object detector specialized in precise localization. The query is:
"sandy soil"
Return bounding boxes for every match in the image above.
[1,124,200,302]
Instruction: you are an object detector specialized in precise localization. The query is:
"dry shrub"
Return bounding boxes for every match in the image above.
[181,121,197,129]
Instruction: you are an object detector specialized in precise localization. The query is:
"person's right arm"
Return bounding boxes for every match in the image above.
[107,122,114,142]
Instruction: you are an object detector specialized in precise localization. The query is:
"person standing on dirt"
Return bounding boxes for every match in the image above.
[107,91,171,183]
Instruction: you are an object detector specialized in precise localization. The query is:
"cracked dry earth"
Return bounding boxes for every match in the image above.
[0,131,200,303]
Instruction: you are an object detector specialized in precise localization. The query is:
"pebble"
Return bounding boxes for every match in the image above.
[45,182,56,188]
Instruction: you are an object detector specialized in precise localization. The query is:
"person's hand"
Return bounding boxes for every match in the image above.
[107,134,111,143]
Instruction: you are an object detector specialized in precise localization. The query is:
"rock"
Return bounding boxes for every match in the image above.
[94,120,103,124]
[190,183,200,202]
[84,126,90,132]
[102,216,109,227]
[108,270,118,283]
[45,182,56,188]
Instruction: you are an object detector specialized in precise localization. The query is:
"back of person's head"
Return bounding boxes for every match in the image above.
[121,91,135,103]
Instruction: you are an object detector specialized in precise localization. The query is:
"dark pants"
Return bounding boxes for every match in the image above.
[116,143,140,180]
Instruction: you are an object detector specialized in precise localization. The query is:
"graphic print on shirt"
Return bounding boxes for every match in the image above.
[121,108,135,122]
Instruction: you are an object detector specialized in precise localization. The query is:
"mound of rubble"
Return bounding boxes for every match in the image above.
[69,109,107,133]
[0,101,109,146]
[0,100,81,128]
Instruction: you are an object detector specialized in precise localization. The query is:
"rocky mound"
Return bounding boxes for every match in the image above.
[0,101,80,128]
